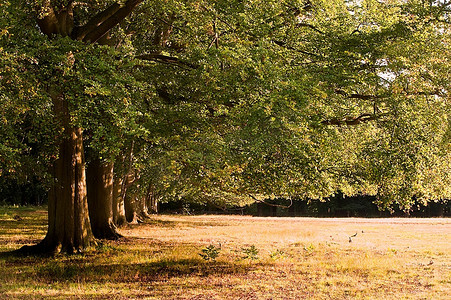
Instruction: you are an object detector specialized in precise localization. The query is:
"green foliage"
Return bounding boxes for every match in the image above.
[303,243,316,256]
[0,0,450,209]
[199,244,221,261]
[269,249,285,260]
[241,245,259,260]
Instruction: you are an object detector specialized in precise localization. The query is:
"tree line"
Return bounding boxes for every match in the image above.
[1,0,450,254]
[2,179,449,217]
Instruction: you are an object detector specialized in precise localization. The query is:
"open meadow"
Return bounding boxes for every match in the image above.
[0,206,450,299]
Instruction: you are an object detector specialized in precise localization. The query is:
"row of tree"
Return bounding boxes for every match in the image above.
[2,180,449,217]
[1,0,450,254]
[162,194,450,217]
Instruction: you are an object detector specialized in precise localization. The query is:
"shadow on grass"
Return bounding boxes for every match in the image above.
[1,254,252,285]
[41,259,250,283]
[0,206,47,251]
[0,237,254,285]
[0,206,248,289]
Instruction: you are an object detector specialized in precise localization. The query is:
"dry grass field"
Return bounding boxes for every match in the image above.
[0,206,450,299]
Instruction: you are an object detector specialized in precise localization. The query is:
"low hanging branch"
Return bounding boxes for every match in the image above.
[137,53,199,69]
[321,88,385,125]
[321,113,380,126]
[248,194,293,209]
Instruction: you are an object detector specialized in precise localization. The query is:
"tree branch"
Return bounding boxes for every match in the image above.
[73,2,122,40]
[321,113,381,126]
[37,0,74,37]
[79,0,144,43]
[296,23,324,34]
[249,194,293,209]
[36,1,58,37]
[137,53,199,69]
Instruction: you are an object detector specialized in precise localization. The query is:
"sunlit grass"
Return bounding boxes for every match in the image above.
[1,206,450,299]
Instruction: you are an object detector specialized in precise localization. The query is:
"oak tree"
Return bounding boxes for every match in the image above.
[1,0,450,255]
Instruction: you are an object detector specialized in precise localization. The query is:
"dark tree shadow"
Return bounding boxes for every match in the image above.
[1,236,254,284]
[30,258,253,283]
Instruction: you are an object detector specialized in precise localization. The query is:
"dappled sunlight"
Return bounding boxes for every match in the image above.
[120,215,451,253]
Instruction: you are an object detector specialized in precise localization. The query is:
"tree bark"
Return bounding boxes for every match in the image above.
[112,177,127,226]
[23,0,143,255]
[77,0,144,43]
[146,183,159,214]
[87,158,122,239]
[124,187,151,223]
[137,191,151,220]
[125,192,141,224]
[127,183,153,221]
[19,93,95,255]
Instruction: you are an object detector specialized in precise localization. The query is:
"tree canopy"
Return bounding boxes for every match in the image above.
[1,0,450,215]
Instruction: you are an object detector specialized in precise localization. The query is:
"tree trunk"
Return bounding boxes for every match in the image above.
[138,191,151,220]
[127,183,152,222]
[146,183,159,214]
[124,192,141,224]
[17,0,144,255]
[19,95,95,255]
[147,195,158,214]
[124,191,150,223]
[112,177,127,226]
[87,158,122,239]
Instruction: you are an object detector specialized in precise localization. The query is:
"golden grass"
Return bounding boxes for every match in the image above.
[0,206,450,299]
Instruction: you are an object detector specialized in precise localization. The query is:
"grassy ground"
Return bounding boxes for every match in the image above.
[0,206,450,299]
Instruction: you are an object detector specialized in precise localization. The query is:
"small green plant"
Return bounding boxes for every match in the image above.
[241,245,259,260]
[303,243,315,256]
[269,249,285,260]
[388,248,398,255]
[199,244,221,261]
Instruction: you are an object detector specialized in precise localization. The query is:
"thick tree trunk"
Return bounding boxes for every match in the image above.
[46,127,94,253]
[124,192,150,223]
[122,169,147,223]
[87,158,122,239]
[124,192,140,224]
[146,183,159,214]
[112,177,127,226]
[125,184,152,222]
[147,196,158,214]
[19,96,95,255]
[138,192,151,220]
[18,0,144,256]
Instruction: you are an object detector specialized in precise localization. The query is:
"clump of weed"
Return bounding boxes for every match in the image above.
[388,248,398,255]
[269,249,285,260]
[303,243,315,256]
[199,245,221,261]
[241,245,259,260]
